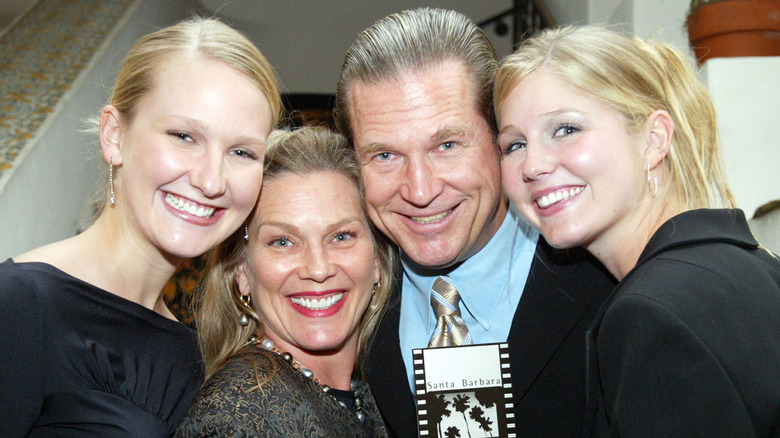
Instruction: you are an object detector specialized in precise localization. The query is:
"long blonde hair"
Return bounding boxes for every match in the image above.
[495,25,735,211]
[195,127,396,382]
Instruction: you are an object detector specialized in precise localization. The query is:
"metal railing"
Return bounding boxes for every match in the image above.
[478,0,556,48]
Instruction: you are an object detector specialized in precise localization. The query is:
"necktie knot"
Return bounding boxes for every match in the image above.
[428,276,472,348]
[431,276,462,318]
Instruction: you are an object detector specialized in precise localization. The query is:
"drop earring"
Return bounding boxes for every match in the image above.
[646,163,658,197]
[244,224,249,241]
[239,295,252,327]
[109,158,116,205]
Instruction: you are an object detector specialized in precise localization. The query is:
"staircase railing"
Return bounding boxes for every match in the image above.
[478,0,556,48]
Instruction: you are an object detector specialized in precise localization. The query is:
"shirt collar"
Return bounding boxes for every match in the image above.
[403,205,538,331]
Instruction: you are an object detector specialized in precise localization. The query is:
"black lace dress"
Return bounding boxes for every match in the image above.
[176,346,388,438]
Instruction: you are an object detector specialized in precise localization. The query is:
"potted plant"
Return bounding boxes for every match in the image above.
[686,0,780,65]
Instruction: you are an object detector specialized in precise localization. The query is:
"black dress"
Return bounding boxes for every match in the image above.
[0,259,203,437]
[176,346,388,437]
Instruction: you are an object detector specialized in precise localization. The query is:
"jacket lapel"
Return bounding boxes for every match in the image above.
[508,240,606,402]
[367,278,418,438]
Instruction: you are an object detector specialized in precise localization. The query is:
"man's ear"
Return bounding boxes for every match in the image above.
[644,109,674,170]
[236,261,252,298]
[99,105,124,166]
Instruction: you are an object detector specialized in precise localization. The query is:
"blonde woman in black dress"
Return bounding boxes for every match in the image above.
[0,17,280,437]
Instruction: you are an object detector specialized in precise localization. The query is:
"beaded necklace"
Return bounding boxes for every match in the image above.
[250,336,366,422]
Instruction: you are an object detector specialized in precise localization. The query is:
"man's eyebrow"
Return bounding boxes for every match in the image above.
[432,126,467,143]
[356,141,387,155]
[355,126,469,155]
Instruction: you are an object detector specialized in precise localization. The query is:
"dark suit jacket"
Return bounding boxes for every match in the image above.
[366,238,616,437]
[584,209,780,437]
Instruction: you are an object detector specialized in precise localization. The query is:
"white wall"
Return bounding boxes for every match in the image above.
[702,57,780,216]
[547,0,692,56]
[0,0,199,260]
[205,0,514,94]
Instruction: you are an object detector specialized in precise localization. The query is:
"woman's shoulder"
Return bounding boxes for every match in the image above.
[191,348,306,406]
[176,349,312,436]
[625,235,777,299]
[0,258,101,314]
[208,349,282,387]
[605,235,780,336]
[0,257,77,291]
[0,259,47,305]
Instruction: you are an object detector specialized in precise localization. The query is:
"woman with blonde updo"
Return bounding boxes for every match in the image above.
[0,17,281,436]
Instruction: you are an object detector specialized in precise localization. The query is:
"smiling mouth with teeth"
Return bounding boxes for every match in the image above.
[290,293,344,311]
[165,193,216,218]
[536,187,584,208]
[411,209,452,224]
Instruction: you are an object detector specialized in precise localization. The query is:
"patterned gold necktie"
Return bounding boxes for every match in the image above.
[428,276,472,348]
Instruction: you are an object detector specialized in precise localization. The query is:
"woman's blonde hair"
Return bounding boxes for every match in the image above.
[91,16,281,216]
[196,126,397,382]
[495,25,735,210]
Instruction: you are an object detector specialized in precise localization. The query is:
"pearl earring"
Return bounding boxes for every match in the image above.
[239,295,252,327]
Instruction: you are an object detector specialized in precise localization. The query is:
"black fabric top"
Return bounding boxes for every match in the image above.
[0,259,203,437]
[176,346,388,438]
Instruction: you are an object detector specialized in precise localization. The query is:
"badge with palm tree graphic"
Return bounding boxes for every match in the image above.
[414,343,516,437]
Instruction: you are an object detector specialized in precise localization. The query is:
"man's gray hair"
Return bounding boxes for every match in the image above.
[333,7,499,141]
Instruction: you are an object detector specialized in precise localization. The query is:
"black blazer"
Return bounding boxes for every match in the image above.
[367,238,616,437]
[584,209,780,437]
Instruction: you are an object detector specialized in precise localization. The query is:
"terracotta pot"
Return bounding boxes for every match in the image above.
[687,0,780,65]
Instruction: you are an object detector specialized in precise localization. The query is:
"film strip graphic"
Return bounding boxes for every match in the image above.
[413,343,516,437]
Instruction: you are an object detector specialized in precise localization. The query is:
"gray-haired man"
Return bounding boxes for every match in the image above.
[334,8,614,437]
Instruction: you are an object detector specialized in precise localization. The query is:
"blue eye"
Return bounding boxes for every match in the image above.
[169,131,194,142]
[503,140,526,155]
[376,152,394,161]
[554,124,580,138]
[440,141,456,151]
[230,148,258,160]
[333,232,355,243]
[270,237,291,247]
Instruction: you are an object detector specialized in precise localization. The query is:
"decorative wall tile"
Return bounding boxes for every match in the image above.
[0,0,134,180]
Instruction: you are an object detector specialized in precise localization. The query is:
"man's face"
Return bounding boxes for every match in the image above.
[348,60,507,269]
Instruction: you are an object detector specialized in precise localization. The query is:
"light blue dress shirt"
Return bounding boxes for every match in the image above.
[398,204,539,391]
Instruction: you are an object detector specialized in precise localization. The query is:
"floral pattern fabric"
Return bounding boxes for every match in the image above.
[176,347,388,438]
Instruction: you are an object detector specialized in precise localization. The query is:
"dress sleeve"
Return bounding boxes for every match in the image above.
[0,262,45,437]
[597,293,756,437]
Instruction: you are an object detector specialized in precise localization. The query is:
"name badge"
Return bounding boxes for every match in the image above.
[413,343,515,437]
